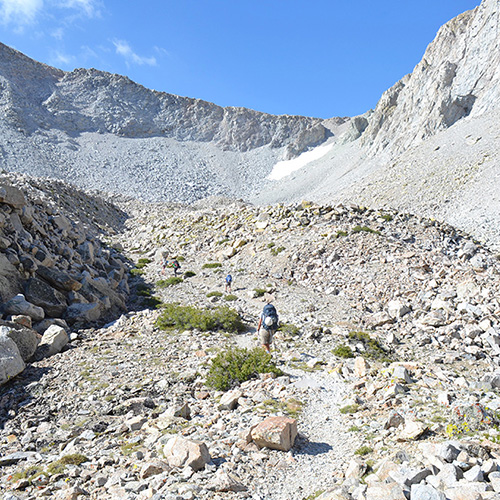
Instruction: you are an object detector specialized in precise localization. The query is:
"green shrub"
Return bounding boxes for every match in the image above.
[47,454,89,475]
[267,242,276,248]
[379,213,393,222]
[202,262,222,269]
[333,344,354,358]
[340,404,359,414]
[206,347,283,391]
[135,258,152,269]
[206,291,223,298]
[254,288,266,297]
[144,296,162,308]
[278,323,300,336]
[175,256,185,262]
[352,225,380,235]
[224,294,238,301]
[184,271,196,278]
[156,277,184,287]
[270,246,285,256]
[156,303,245,333]
[130,268,144,276]
[355,445,373,456]
[336,230,348,238]
[348,331,392,362]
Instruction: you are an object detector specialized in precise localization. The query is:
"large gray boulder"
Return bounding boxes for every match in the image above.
[0,322,40,361]
[34,324,69,360]
[0,253,23,304]
[2,294,45,321]
[36,266,82,292]
[25,277,67,317]
[65,302,102,324]
[0,184,26,208]
[163,435,211,471]
[0,332,25,385]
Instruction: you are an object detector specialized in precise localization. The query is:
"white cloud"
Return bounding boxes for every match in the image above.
[57,0,100,18]
[113,39,157,67]
[51,26,63,38]
[50,50,73,65]
[0,0,43,26]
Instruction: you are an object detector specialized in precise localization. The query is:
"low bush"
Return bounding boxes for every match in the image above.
[270,246,285,256]
[224,294,238,301]
[352,225,380,235]
[254,288,266,297]
[333,344,354,358]
[206,347,283,391]
[202,262,222,269]
[206,291,223,298]
[156,303,245,333]
[278,323,300,336]
[354,445,373,456]
[135,258,152,269]
[348,331,392,362]
[156,277,183,287]
[129,268,144,276]
[183,271,196,278]
[339,404,359,414]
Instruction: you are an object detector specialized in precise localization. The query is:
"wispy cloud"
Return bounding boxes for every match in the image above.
[56,0,101,18]
[0,0,44,27]
[113,39,157,67]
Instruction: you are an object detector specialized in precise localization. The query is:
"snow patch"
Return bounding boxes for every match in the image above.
[268,143,334,181]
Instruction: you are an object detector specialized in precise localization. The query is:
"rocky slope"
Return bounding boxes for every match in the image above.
[3,187,500,499]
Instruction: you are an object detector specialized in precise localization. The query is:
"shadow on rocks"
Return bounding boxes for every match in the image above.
[293,434,333,456]
[0,364,52,430]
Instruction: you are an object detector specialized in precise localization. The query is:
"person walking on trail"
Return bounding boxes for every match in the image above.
[257,303,279,353]
[172,259,181,277]
[161,253,170,275]
[225,273,233,293]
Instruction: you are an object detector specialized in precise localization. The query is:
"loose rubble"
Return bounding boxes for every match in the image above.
[2,185,500,499]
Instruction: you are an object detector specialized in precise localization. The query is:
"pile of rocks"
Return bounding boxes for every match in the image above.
[3,193,500,499]
[0,173,130,383]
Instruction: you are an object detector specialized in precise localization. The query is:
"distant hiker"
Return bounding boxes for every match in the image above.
[225,273,233,293]
[257,303,279,353]
[161,253,170,275]
[172,259,181,276]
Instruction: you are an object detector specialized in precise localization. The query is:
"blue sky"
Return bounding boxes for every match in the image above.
[0,0,481,118]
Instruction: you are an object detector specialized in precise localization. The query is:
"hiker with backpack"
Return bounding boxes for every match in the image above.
[225,273,233,293]
[257,303,279,353]
[172,259,181,276]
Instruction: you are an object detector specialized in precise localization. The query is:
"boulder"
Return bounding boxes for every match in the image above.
[36,266,82,292]
[219,389,242,410]
[163,435,211,471]
[65,302,102,324]
[208,469,247,492]
[0,322,40,361]
[0,254,23,304]
[365,482,407,500]
[34,325,69,359]
[0,184,26,208]
[410,484,446,500]
[25,277,67,317]
[0,332,25,385]
[251,416,298,451]
[2,294,45,321]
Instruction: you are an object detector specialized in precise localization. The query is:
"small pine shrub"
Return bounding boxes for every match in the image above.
[206,347,283,391]
[336,230,348,238]
[206,291,223,298]
[352,225,380,235]
[202,262,222,269]
[184,271,196,278]
[156,277,183,287]
[355,446,373,456]
[175,256,185,262]
[130,268,144,276]
[333,344,354,358]
[224,294,238,301]
[156,303,245,333]
[254,288,266,297]
[270,246,285,256]
[135,258,152,269]
[278,323,300,336]
[340,404,359,414]
[267,242,276,248]
[348,331,392,362]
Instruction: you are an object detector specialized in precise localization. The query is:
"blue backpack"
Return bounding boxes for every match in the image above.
[226,274,232,284]
[262,304,278,331]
